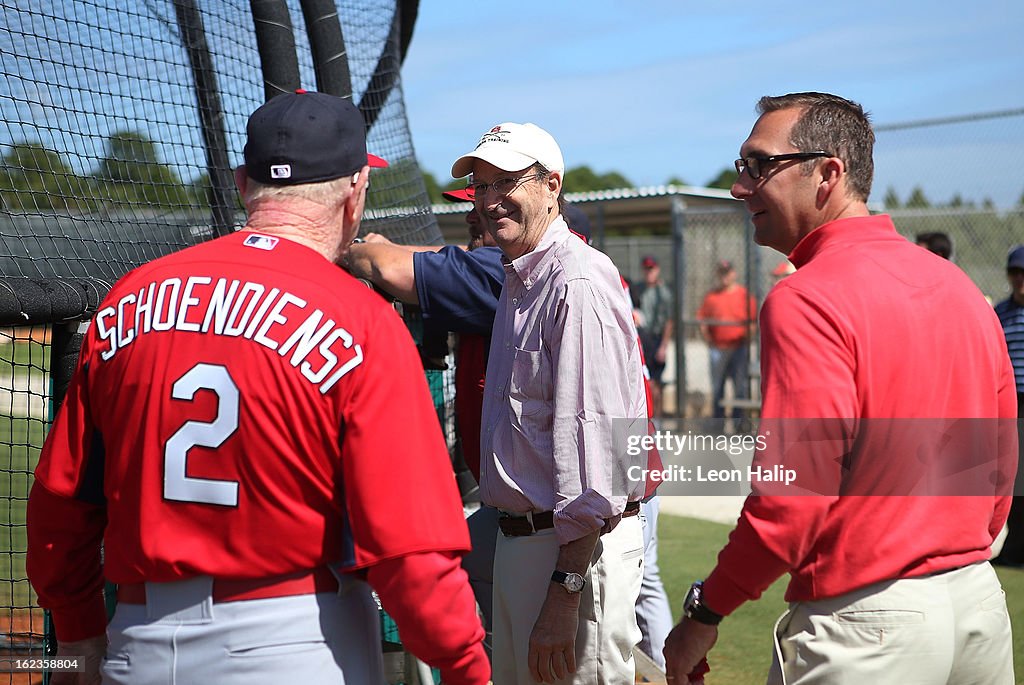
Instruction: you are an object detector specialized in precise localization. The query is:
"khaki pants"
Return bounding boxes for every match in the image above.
[768,561,1013,685]
[491,515,644,685]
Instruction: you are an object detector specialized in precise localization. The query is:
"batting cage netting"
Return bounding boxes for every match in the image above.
[1,1,448,682]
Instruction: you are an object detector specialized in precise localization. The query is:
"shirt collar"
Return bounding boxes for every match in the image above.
[788,214,898,268]
[503,216,570,290]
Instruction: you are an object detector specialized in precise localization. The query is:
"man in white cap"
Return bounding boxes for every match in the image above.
[451,123,648,684]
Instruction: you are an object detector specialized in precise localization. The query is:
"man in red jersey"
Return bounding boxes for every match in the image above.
[664,92,1016,684]
[27,90,488,685]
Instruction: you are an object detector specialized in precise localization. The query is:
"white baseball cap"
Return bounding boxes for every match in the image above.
[450,122,564,179]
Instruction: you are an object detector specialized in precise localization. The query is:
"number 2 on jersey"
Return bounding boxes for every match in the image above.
[164,363,240,506]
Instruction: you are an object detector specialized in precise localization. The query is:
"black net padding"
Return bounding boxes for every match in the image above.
[0,277,109,326]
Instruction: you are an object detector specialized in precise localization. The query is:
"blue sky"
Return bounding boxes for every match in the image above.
[401,1,1024,207]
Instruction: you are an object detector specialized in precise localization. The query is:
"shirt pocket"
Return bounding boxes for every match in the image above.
[509,347,550,417]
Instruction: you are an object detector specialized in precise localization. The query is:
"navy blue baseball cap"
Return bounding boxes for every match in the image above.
[1008,245,1024,270]
[243,89,387,185]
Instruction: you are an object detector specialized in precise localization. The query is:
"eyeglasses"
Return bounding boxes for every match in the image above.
[469,172,546,197]
[734,151,833,180]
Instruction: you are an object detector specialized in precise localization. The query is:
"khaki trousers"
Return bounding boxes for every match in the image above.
[767,561,1013,685]
[491,515,644,685]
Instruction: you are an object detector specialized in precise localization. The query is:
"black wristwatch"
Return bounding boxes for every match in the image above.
[683,581,723,625]
[551,570,586,594]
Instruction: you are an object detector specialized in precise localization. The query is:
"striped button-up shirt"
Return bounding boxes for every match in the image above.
[479,217,647,545]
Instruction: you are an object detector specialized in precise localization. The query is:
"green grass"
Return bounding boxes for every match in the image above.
[996,564,1024,685]
[0,340,48,374]
[658,514,787,682]
[1,416,44,612]
[0,336,49,616]
[659,513,1024,684]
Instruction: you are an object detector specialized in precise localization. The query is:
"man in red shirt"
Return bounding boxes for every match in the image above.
[696,260,756,421]
[665,92,1015,684]
[27,90,488,685]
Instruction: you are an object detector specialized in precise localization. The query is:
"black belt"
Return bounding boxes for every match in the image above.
[498,500,640,537]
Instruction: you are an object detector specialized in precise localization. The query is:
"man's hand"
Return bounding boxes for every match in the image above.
[364,232,393,245]
[528,585,580,683]
[663,618,717,683]
[50,634,106,685]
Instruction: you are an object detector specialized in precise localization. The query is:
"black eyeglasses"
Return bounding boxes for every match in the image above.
[734,151,833,180]
[469,172,546,197]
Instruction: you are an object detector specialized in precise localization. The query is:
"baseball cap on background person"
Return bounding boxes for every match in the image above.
[243,89,388,185]
[641,255,659,269]
[450,122,565,177]
[715,259,734,274]
[563,203,592,245]
[1007,245,1024,270]
[441,187,475,203]
[772,260,796,278]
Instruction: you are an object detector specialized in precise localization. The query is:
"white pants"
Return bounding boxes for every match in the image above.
[103,575,385,685]
[767,561,1013,685]
[635,496,673,670]
[491,515,644,685]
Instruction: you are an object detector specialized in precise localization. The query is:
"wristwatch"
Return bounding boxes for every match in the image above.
[551,570,586,594]
[683,581,723,625]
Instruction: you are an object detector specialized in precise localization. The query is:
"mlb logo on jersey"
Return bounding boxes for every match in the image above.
[270,164,292,179]
[243,234,279,251]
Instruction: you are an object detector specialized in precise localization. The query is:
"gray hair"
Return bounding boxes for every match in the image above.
[244,175,353,206]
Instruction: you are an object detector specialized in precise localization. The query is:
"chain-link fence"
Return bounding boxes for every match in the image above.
[604,204,1024,417]
[872,108,1024,213]
[594,108,1024,418]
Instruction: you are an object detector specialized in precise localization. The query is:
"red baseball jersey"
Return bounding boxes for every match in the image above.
[30,232,470,610]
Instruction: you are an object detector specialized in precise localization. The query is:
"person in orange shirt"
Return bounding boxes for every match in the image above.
[697,260,756,420]
[770,259,796,285]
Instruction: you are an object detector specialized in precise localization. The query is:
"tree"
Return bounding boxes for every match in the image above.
[191,172,239,211]
[665,175,687,186]
[705,167,738,191]
[905,186,930,209]
[419,171,471,205]
[948,193,964,208]
[561,165,632,194]
[94,130,191,207]
[0,142,89,212]
[1019,189,1024,207]
[883,186,901,209]
[421,170,442,204]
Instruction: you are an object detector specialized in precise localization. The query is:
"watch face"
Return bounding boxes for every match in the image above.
[684,582,701,613]
[565,573,585,593]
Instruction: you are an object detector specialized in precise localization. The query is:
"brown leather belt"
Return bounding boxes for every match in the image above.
[498,500,641,537]
[116,567,339,605]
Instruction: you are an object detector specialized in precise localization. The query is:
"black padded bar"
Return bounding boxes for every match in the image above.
[0,277,110,326]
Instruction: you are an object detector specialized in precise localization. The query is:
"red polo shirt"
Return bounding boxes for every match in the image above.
[703,214,1016,615]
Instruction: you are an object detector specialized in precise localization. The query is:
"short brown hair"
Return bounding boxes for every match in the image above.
[757,92,874,202]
